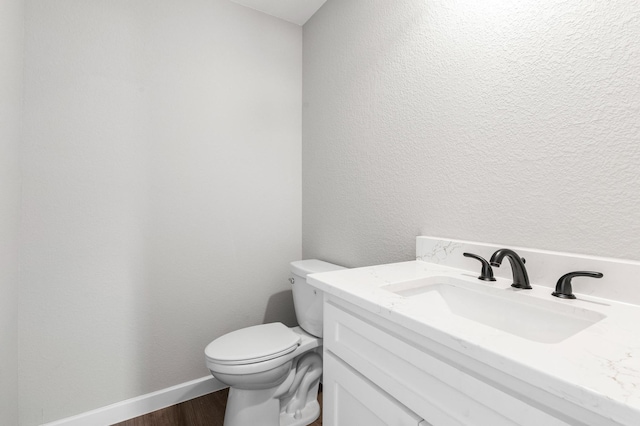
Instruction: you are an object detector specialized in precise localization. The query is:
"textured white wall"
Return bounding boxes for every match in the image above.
[21,0,301,424]
[303,0,640,267]
[0,0,23,424]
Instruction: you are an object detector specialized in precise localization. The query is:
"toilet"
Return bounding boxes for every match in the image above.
[205,260,345,426]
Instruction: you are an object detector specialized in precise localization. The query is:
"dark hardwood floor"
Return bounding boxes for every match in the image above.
[113,388,323,426]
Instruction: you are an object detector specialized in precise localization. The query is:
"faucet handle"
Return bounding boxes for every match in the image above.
[552,271,603,299]
[463,253,496,282]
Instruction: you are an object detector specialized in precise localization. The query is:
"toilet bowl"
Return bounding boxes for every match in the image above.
[205,260,345,426]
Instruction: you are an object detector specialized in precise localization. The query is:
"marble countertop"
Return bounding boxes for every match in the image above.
[309,260,640,426]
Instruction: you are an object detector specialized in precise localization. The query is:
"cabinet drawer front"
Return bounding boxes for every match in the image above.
[325,300,571,426]
[324,352,425,426]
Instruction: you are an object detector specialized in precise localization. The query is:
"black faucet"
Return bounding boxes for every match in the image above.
[489,248,531,289]
[552,271,603,299]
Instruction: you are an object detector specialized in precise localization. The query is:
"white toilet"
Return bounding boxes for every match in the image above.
[205,260,345,426]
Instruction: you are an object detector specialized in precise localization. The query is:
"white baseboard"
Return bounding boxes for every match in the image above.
[42,376,228,426]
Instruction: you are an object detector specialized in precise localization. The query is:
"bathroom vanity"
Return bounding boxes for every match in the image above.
[308,237,640,426]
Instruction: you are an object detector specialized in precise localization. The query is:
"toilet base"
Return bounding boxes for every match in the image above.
[222,385,320,426]
[221,356,322,426]
[280,399,320,426]
[224,386,281,426]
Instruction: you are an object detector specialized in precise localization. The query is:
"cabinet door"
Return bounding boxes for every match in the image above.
[324,352,425,426]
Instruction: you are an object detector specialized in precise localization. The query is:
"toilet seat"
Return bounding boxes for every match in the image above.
[205,323,301,366]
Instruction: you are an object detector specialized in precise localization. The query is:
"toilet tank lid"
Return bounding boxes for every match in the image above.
[290,259,345,278]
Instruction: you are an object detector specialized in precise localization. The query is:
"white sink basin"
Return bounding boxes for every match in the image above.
[382,276,605,344]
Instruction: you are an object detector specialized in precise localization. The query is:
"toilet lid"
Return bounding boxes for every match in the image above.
[205,323,301,365]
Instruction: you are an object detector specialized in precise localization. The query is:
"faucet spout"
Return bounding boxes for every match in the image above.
[489,248,532,289]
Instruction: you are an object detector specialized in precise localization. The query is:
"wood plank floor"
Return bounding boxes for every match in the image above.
[113,388,323,426]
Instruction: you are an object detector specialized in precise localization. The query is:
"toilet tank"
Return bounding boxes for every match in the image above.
[290,260,345,338]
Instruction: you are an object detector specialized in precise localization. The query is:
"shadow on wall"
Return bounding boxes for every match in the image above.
[263,290,297,327]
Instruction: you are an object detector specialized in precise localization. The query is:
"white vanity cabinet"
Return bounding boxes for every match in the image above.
[322,296,587,426]
[312,238,640,425]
